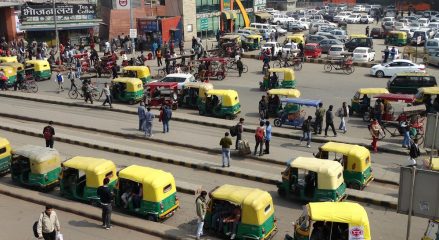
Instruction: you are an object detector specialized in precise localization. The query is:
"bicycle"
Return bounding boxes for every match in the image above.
[273,57,303,71]
[226,59,248,73]
[68,85,100,100]
[18,80,38,93]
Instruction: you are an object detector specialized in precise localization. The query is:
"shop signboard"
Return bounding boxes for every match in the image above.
[200,18,209,31]
[254,0,267,8]
[21,3,96,22]
[116,0,131,10]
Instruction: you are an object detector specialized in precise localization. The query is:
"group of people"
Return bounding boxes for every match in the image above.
[195,191,241,240]
[137,102,173,137]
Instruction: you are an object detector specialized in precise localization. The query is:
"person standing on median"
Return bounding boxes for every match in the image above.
[101,82,112,108]
[264,120,272,154]
[325,105,337,137]
[300,116,313,148]
[235,118,244,150]
[254,122,265,156]
[137,102,146,131]
[36,205,61,240]
[144,107,155,137]
[43,121,55,149]
[97,177,113,230]
[314,102,325,135]
[159,105,172,133]
[195,190,208,240]
[220,132,232,167]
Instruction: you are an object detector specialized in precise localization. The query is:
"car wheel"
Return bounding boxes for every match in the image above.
[375,70,385,78]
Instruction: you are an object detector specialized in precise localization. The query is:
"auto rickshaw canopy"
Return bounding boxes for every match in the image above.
[308,202,371,240]
[0,56,18,63]
[184,82,214,90]
[206,89,239,107]
[63,156,117,188]
[289,157,344,190]
[112,77,144,92]
[356,88,389,96]
[320,142,371,172]
[245,34,262,40]
[349,34,368,39]
[267,89,301,98]
[0,62,25,73]
[210,184,275,226]
[25,60,51,71]
[284,34,305,44]
[12,145,61,174]
[388,31,407,39]
[0,137,10,148]
[280,98,321,107]
[268,68,295,81]
[122,66,151,78]
[0,65,16,77]
[0,138,11,156]
[118,165,176,202]
[417,87,439,96]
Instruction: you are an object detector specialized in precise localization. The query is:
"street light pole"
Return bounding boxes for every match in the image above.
[130,0,135,56]
[53,0,60,62]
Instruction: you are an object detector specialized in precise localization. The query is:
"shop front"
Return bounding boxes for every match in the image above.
[137,16,182,50]
[19,3,101,46]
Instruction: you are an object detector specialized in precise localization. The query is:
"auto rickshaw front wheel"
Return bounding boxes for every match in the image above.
[274,119,282,127]
[348,182,362,190]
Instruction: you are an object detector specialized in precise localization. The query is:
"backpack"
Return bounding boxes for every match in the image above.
[255,127,264,141]
[43,127,52,140]
[33,216,40,238]
[229,125,238,137]
[164,108,172,120]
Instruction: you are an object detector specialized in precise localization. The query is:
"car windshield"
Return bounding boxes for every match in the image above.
[263,43,274,48]
[354,49,367,53]
[410,23,420,27]
[161,77,186,83]
[331,47,343,51]
[419,19,427,23]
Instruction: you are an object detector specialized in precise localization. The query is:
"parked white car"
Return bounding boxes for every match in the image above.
[353,47,376,62]
[360,15,374,24]
[370,59,426,78]
[160,73,196,90]
[297,18,311,29]
[328,45,346,58]
[261,42,283,55]
[418,18,430,27]
[270,25,287,35]
[271,14,294,25]
[394,22,407,31]
[333,11,352,22]
[282,42,299,56]
[346,14,362,23]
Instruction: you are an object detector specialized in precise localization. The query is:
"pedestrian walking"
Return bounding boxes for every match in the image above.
[101,83,112,108]
[264,120,272,154]
[236,58,244,77]
[325,105,337,137]
[152,42,158,59]
[234,118,244,150]
[75,58,81,78]
[36,205,61,240]
[43,121,55,148]
[144,107,155,137]
[156,49,162,66]
[401,121,411,148]
[0,69,7,91]
[369,118,381,152]
[383,46,390,63]
[219,132,232,167]
[258,96,268,121]
[338,102,349,133]
[137,102,146,131]
[83,82,94,104]
[55,71,64,92]
[97,177,113,230]
[300,116,313,148]
[195,190,208,240]
[314,102,325,134]
[179,39,184,55]
[374,99,384,125]
[159,105,172,133]
[408,138,420,166]
[365,26,370,36]
[254,121,265,156]
[275,31,279,42]
[67,68,76,90]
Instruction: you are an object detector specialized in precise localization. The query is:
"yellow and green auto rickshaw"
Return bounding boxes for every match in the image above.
[284,34,306,45]
[111,77,144,104]
[278,157,347,202]
[0,56,18,63]
[415,87,439,113]
[1,62,25,76]
[350,88,389,115]
[219,35,242,47]
[0,137,11,174]
[205,184,277,240]
[198,89,241,119]
[60,156,118,203]
[422,219,439,240]
[10,145,61,189]
[285,202,371,240]
[114,165,179,221]
[261,68,296,91]
[348,34,367,40]
[385,31,408,46]
[315,142,373,190]
[266,88,301,117]
[179,82,213,109]
[242,35,262,51]
[0,65,17,87]
[122,66,152,85]
[25,60,51,81]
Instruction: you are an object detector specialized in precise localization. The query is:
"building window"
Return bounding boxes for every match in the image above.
[159,0,165,5]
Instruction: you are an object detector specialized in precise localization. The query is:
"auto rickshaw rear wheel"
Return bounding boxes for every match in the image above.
[147,214,157,222]
[274,119,282,127]
[217,74,224,81]
[348,182,361,190]
[277,187,286,197]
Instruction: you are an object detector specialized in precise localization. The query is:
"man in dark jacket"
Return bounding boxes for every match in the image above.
[235,118,244,150]
[408,138,420,166]
[325,105,337,137]
[43,121,55,148]
[300,116,313,148]
[314,103,325,134]
[97,177,113,229]
[236,59,244,77]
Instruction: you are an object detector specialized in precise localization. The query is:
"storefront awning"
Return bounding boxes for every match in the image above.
[20,21,101,31]
[255,12,272,20]
[221,11,237,20]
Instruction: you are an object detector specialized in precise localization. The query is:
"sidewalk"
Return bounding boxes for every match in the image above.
[0,117,398,209]
[0,91,418,156]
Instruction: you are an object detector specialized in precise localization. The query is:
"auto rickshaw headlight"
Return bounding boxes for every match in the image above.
[160,203,164,210]
[262,227,266,234]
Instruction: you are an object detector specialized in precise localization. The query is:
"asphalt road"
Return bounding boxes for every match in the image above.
[0,194,162,240]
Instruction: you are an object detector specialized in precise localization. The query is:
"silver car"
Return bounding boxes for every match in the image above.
[318,39,344,53]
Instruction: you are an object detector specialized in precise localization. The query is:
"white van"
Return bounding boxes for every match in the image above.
[250,23,275,33]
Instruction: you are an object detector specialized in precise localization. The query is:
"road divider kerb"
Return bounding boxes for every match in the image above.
[0,93,413,156]
[0,184,197,240]
[0,123,397,209]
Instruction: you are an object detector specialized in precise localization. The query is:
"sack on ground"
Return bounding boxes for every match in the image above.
[238,139,251,155]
